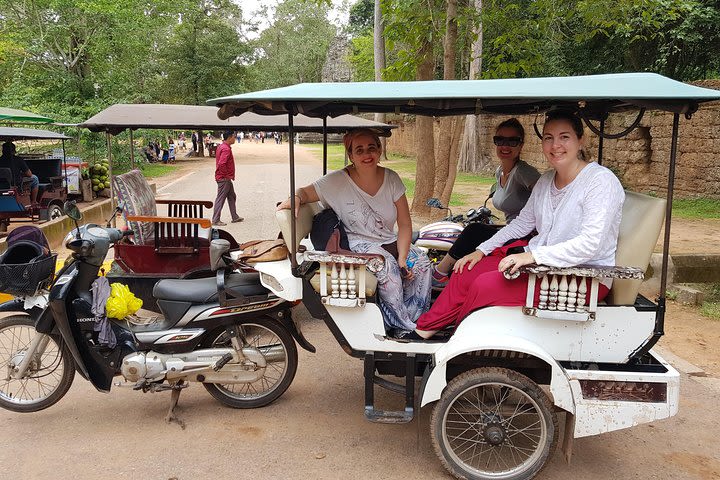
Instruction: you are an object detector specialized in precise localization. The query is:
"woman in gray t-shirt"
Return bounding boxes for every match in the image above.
[277,129,432,333]
[432,118,540,289]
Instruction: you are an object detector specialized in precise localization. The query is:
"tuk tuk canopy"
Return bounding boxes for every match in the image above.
[208,73,720,119]
[78,104,395,136]
[0,107,54,124]
[0,127,71,141]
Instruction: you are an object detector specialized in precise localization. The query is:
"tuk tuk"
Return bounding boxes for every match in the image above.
[0,127,69,231]
[207,73,720,480]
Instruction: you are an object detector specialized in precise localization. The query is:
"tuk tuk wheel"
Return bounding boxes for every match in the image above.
[431,367,558,480]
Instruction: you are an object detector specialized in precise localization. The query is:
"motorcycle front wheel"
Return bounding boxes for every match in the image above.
[202,316,298,409]
[0,315,75,413]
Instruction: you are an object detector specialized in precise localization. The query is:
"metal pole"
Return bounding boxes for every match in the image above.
[106,131,115,226]
[597,118,605,165]
[657,113,681,337]
[129,129,135,170]
[61,139,68,195]
[323,116,328,175]
[288,113,298,274]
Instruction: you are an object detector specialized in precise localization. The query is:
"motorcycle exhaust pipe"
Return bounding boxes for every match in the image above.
[255,344,286,363]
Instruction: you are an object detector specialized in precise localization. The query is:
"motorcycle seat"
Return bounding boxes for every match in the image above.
[153,272,268,303]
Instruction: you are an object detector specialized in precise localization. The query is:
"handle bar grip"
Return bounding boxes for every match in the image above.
[122,229,134,237]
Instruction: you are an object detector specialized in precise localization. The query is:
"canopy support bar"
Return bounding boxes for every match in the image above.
[288,113,298,275]
[61,139,68,195]
[129,129,135,170]
[632,112,679,360]
[106,132,115,226]
[322,116,328,175]
[597,118,605,165]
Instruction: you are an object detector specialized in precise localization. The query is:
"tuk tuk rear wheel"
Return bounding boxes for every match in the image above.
[47,204,63,221]
[201,316,297,409]
[431,367,558,480]
[0,315,75,413]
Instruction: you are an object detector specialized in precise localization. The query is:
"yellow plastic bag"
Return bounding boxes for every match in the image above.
[106,283,143,319]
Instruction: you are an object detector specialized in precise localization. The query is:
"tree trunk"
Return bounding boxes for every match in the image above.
[458,0,485,173]
[410,40,436,217]
[373,0,388,160]
[433,0,460,213]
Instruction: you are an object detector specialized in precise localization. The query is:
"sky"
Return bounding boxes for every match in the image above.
[234,0,350,39]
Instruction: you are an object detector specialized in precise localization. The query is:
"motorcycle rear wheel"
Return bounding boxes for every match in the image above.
[202,316,298,409]
[0,315,75,413]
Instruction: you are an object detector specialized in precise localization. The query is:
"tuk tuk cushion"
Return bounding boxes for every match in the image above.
[606,191,666,305]
[112,169,157,244]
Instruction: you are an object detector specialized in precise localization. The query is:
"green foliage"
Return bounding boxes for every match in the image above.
[246,0,336,90]
[349,36,376,81]
[700,302,720,320]
[348,0,374,37]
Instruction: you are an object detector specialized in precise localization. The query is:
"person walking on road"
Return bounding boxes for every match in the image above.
[212,130,243,226]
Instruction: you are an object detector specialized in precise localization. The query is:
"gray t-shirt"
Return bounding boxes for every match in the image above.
[313,167,406,249]
[492,160,541,222]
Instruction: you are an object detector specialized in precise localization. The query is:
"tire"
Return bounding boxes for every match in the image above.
[202,316,298,409]
[0,315,75,413]
[431,367,558,480]
[47,204,63,221]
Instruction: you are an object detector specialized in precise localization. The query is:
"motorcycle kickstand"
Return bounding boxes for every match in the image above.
[165,380,187,430]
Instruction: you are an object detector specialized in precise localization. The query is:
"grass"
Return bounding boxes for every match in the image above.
[671,198,720,219]
[114,163,177,178]
[701,302,720,320]
[303,143,493,208]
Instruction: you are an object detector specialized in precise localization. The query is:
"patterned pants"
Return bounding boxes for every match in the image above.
[353,242,432,331]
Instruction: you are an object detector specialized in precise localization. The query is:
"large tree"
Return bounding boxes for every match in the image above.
[246,0,336,90]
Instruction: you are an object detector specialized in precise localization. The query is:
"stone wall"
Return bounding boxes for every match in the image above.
[386,81,720,199]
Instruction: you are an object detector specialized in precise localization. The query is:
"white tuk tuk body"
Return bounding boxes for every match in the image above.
[213,73,719,479]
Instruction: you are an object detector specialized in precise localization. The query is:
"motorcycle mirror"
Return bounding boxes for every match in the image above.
[63,200,82,221]
[426,197,445,209]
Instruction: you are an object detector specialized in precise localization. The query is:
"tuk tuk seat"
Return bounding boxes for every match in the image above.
[520,190,666,320]
[112,169,213,254]
[607,190,666,305]
[275,202,378,298]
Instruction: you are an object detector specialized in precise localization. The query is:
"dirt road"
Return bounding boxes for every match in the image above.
[1,141,719,480]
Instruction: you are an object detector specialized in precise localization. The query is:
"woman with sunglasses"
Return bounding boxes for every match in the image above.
[431,118,540,289]
[277,129,432,333]
[398,110,624,341]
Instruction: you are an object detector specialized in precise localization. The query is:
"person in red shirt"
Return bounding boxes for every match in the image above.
[211,130,243,226]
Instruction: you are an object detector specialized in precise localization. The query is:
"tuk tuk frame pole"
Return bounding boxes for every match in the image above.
[597,118,605,165]
[322,116,328,176]
[657,113,680,332]
[106,131,116,226]
[129,128,135,170]
[288,113,298,274]
[61,139,68,195]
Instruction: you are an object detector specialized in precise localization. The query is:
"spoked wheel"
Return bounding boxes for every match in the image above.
[431,367,558,480]
[202,316,297,409]
[0,315,75,412]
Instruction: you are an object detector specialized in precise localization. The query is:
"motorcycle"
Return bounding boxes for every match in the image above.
[414,187,498,264]
[0,201,313,423]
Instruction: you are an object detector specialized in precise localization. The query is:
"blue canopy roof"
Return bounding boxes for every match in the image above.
[209,73,720,119]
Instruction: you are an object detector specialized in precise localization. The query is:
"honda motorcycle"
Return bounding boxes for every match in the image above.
[0,202,313,420]
[414,192,498,264]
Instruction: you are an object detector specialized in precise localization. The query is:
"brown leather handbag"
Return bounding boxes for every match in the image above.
[237,239,289,263]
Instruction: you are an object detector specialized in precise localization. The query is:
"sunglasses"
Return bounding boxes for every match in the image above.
[493,136,523,147]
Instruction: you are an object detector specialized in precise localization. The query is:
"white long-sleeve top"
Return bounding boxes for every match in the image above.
[478,162,624,271]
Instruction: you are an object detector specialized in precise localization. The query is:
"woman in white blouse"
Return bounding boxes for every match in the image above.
[408,110,625,340]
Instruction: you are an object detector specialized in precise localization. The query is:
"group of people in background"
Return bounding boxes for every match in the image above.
[143,137,176,164]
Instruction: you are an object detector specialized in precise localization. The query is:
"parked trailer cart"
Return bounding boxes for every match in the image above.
[207,73,720,479]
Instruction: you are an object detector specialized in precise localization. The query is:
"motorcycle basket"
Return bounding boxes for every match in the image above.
[0,241,57,296]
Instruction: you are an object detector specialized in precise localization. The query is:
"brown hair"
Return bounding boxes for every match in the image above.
[544,109,590,161]
[496,118,525,141]
[342,129,382,156]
